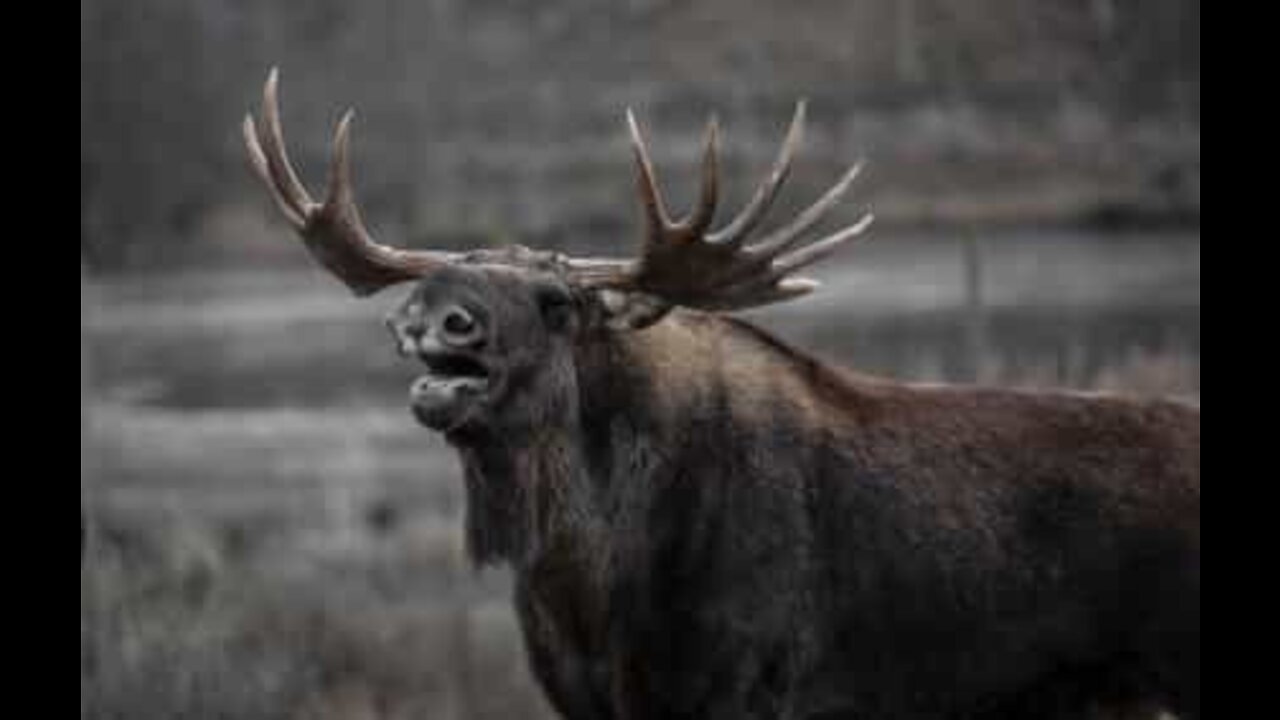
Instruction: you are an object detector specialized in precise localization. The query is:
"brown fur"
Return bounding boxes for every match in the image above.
[405,268,1199,720]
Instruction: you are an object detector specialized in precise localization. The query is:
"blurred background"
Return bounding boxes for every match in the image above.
[81,1,1199,718]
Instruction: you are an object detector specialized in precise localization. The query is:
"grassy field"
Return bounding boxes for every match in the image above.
[82,231,1198,720]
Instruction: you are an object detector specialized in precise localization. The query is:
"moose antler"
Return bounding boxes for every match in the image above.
[243,70,870,310]
[563,102,873,312]
[243,69,461,296]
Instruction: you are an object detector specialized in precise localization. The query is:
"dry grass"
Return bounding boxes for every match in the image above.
[82,474,554,720]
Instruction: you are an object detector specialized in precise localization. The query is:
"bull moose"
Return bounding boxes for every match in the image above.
[243,70,1200,720]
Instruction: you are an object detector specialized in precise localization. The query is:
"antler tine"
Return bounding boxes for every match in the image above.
[681,117,720,236]
[243,114,304,229]
[746,160,864,262]
[696,213,871,313]
[244,69,458,297]
[767,212,875,278]
[259,68,317,216]
[327,109,358,207]
[626,108,673,237]
[706,101,806,248]
[700,276,821,312]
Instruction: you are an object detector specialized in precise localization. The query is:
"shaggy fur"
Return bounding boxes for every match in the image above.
[394,258,1199,720]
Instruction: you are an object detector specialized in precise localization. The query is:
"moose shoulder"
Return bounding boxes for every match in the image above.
[244,70,1200,720]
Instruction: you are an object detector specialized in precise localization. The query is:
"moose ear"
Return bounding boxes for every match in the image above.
[593,289,672,331]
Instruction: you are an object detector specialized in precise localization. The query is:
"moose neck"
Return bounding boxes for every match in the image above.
[444,317,689,571]
[450,404,607,570]
[447,310,853,570]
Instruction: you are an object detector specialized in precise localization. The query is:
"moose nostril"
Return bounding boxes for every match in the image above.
[442,308,476,337]
[386,315,426,357]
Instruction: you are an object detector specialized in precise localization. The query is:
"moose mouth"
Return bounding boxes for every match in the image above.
[419,351,490,383]
[410,351,493,431]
